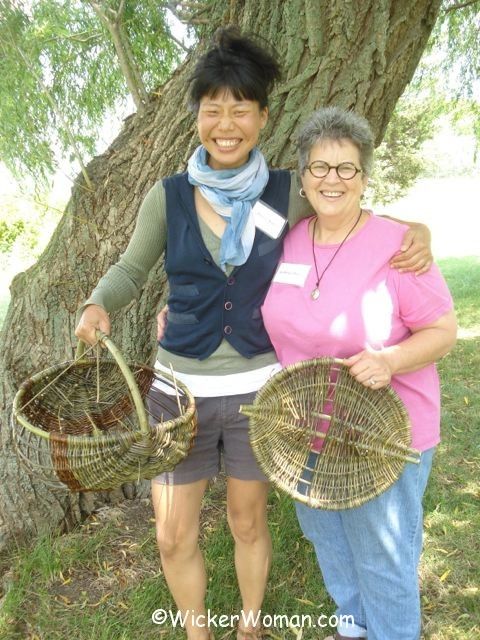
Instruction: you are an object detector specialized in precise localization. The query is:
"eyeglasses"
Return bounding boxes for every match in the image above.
[306,161,362,180]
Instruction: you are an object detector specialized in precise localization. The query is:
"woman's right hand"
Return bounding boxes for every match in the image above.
[157,305,168,341]
[75,304,111,346]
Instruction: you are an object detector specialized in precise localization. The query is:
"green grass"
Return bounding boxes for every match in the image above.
[1,257,479,639]
[437,256,480,332]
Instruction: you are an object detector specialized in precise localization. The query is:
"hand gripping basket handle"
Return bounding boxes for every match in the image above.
[75,330,150,436]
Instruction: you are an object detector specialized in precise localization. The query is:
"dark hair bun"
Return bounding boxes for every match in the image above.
[189,26,281,110]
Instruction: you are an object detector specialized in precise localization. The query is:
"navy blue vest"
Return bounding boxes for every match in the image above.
[160,170,291,360]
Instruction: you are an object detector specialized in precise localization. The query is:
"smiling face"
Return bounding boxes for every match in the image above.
[197,91,268,170]
[301,139,368,223]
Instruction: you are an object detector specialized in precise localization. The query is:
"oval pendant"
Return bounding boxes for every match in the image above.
[311,288,320,300]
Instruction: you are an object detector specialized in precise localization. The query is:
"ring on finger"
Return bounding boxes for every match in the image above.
[369,378,376,386]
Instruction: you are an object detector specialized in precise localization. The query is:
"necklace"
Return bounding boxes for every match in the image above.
[310,210,363,300]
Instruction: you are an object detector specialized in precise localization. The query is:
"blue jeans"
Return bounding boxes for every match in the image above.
[295,448,434,640]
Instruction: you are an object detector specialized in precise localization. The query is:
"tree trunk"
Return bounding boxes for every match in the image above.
[0,0,441,553]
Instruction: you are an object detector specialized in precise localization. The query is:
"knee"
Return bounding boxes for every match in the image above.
[228,510,268,545]
[155,524,198,560]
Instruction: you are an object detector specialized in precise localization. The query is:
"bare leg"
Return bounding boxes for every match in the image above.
[152,478,210,640]
[226,478,271,637]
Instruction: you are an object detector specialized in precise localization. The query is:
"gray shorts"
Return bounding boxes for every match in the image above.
[147,388,267,485]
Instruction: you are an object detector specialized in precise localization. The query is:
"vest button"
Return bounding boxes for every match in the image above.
[224,325,232,335]
[224,301,233,311]
[227,276,235,285]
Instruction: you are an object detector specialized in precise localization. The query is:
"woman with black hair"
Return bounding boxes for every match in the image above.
[76,28,431,640]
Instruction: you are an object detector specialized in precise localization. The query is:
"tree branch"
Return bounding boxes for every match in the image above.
[88,0,148,113]
[116,0,126,23]
[444,0,480,12]
[168,31,191,53]
[45,31,101,45]
[165,1,210,24]
[12,42,93,190]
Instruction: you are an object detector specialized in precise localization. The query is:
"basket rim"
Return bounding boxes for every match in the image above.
[250,356,410,424]
[12,348,196,442]
[241,356,419,510]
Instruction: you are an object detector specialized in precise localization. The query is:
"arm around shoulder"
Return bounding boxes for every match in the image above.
[381,214,432,275]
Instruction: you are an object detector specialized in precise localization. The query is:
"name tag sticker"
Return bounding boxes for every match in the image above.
[273,262,311,287]
[252,201,287,239]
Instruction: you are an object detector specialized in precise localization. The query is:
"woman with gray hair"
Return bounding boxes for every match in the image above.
[262,106,457,640]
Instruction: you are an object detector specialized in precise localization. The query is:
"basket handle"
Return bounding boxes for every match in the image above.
[75,330,150,436]
[75,338,88,360]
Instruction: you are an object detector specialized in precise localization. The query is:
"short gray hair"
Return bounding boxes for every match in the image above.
[297,106,374,176]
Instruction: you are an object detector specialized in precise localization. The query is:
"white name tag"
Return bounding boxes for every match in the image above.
[273,262,311,287]
[252,201,287,239]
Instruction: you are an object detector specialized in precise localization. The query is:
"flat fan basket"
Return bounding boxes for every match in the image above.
[11,332,197,492]
[240,357,420,510]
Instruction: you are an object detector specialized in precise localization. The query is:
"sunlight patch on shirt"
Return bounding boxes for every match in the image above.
[330,312,348,338]
[361,281,393,347]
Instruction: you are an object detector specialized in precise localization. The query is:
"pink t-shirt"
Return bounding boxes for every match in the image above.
[262,214,453,451]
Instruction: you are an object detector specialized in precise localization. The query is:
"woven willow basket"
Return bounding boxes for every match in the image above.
[240,357,420,510]
[11,331,197,492]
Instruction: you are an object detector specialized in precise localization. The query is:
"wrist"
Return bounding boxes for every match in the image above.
[81,302,108,316]
[381,346,400,376]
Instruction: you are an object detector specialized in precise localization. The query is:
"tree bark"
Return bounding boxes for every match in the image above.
[0,0,441,553]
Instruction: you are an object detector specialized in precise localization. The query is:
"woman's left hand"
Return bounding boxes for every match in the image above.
[389,222,432,275]
[343,350,393,389]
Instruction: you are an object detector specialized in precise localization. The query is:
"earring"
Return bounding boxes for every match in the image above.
[299,188,306,198]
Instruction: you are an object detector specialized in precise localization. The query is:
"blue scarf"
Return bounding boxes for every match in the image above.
[187,146,269,271]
